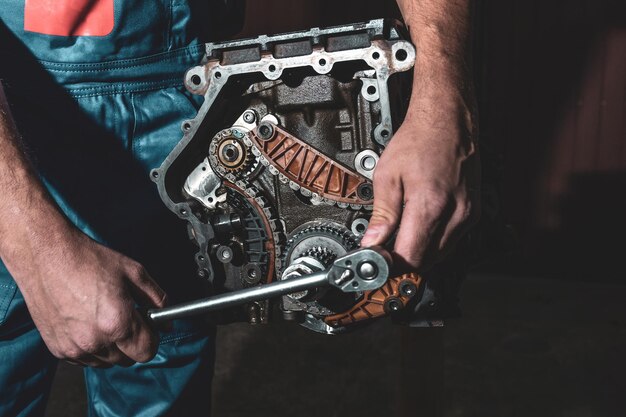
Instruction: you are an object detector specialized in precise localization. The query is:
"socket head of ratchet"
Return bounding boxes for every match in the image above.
[327,246,390,293]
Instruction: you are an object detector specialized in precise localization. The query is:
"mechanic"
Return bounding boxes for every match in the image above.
[0,1,478,416]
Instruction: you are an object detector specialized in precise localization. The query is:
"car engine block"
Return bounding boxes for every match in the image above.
[151,19,423,334]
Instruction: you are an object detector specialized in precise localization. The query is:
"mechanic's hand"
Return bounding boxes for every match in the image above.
[361,92,480,272]
[14,229,167,368]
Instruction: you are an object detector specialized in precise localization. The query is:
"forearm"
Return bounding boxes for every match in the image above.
[396,0,474,111]
[0,82,74,277]
[0,84,164,366]
[363,1,480,269]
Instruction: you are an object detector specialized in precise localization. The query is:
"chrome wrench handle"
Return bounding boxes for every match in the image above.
[147,247,390,323]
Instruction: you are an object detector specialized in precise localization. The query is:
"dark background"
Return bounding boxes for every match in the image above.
[234,0,626,282]
[46,0,626,416]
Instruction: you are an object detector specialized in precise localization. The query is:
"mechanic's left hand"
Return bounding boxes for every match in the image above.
[360,92,481,272]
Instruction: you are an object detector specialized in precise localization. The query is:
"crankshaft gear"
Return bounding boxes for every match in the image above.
[282,221,358,275]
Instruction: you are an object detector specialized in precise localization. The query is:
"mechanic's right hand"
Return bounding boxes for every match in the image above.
[11,229,167,368]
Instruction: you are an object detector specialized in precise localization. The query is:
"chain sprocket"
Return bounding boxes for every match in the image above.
[300,247,337,268]
[281,221,358,277]
[209,128,259,179]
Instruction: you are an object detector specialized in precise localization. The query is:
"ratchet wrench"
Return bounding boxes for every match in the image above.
[147,246,391,323]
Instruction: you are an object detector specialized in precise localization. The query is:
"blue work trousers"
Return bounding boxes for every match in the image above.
[0,33,216,416]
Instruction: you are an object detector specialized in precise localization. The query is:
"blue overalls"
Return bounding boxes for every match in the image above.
[0,1,235,415]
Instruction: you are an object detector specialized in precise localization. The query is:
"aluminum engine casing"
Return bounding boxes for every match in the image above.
[152,19,421,334]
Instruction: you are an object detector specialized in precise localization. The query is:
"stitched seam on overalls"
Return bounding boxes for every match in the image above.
[159,331,206,345]
[39,45,205,72]
[67,79,183,98]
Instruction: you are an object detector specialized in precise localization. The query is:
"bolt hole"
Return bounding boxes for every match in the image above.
[352,281,359,288]
[381,129,390,138]
[183,122,191,131]
[372,51,380,60]
[258,124,272,138]
[356,223,366,233]
[357,183,374,200]
[345,260,352,267]
[201,166,207,171]
[268,64,276,72]
[151,171,159,178]
[190,74,201,85]
[395,49,408,62]
[179,208,188,216]
[367,86,377,95]
[215,71,222,79]
[198,255,205,262]
[208,197,214,203]
[319,58,327,66]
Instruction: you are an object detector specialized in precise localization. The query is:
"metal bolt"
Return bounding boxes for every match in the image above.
[354,150,379,180]
[243,264,262,285]
[216,246,233,264]
[361,155,376,171]
[358,261,378,280]
[399,280,418,297]
[282,263,314,300]
[243,110,256,124]
[385,297,402,313]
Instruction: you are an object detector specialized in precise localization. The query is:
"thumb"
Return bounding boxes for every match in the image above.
[361,175,403,247]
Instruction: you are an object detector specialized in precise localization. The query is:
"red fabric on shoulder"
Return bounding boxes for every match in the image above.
[24,0,114,37]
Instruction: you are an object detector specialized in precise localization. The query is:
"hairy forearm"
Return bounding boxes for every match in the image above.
[0,83,73,273]
[362,0,480,269]
[396,0,474,108]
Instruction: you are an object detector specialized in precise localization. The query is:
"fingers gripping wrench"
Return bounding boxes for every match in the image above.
[147,247,391,323]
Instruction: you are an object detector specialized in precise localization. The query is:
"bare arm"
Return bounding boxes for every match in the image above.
[0,82,166,366]
[361,0,480,271]
[397,0,474,104]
